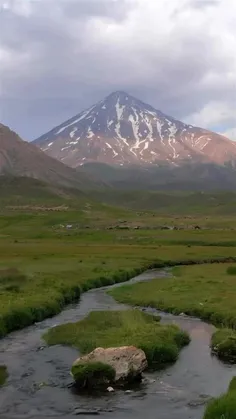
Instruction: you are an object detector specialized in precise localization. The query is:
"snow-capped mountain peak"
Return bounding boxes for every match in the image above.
[34,91,236,167]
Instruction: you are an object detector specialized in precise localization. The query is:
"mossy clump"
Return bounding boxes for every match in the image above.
[44,310,190,369]
[203,377,236,418]
[0,365,8,386]
[71,361,115,389]
[211,329,236,363]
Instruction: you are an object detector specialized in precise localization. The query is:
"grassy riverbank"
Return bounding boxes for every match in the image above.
[211,329,236,363]
[203,377,236,418]
[44,310,190,369]
[1,208,236,338]
[109,263,236,329]
[0,366,8,386]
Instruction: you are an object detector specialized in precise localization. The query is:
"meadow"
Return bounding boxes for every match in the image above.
[1,199,236,339]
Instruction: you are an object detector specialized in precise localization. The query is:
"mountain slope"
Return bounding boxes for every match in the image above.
[34,91,236,167]
[0,123,103,189]
[80,161,236,191]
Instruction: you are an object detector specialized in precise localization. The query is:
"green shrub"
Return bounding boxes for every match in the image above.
[0,268,26,284]
[227,266,236,275]
[0,365,8,386]
[71,361,115,389]
[44,310,190,369]
[211,329,236,362]
[0,268,27,292]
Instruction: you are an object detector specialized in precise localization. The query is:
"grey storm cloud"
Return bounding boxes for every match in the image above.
[0,0,236,140]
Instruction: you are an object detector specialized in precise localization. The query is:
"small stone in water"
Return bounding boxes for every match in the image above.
[75,409,100,415]
[107,386,114,392]
[36,346,45,351]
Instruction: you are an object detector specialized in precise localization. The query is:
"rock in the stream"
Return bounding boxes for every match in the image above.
[74,408,114,415]
[71,346,147,389]
[75,409,100,415]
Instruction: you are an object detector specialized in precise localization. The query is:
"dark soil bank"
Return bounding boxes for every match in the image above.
[0,269,236,419]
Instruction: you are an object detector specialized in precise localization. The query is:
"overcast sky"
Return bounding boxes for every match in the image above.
[0,0,235,140]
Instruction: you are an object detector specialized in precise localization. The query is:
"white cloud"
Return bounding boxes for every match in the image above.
[186,101,236,127]
[221,128,236,141]
[0,0,236,139]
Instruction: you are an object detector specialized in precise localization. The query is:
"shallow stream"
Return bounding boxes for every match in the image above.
[0,269,235,419]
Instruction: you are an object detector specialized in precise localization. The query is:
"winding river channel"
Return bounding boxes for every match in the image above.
[0,269,236,419]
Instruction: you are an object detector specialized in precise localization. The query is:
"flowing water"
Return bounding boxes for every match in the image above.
[0,269,235,419]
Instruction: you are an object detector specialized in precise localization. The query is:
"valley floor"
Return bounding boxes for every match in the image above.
[1,207,236,337]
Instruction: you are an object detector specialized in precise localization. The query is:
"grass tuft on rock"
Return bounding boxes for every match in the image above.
[44,310,190,369]
[71,361,115,389]
[211,329,236,363]
[0,365,8,386]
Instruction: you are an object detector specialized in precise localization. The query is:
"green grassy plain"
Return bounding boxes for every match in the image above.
[0,212,236,336]
[1,187,236,338]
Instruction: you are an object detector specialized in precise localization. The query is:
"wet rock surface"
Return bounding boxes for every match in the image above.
[0,269,236,419]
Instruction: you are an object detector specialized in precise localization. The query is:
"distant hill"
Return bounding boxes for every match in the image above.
[0,123,104,189]
[0,176,87,207]
[34,91,236,167]
[91,188,236,215]
[1,175,236,217]
[80,161,236,191]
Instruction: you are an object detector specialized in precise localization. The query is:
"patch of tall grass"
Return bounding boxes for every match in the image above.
[44,310,190,369]
[227,266,236,275]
